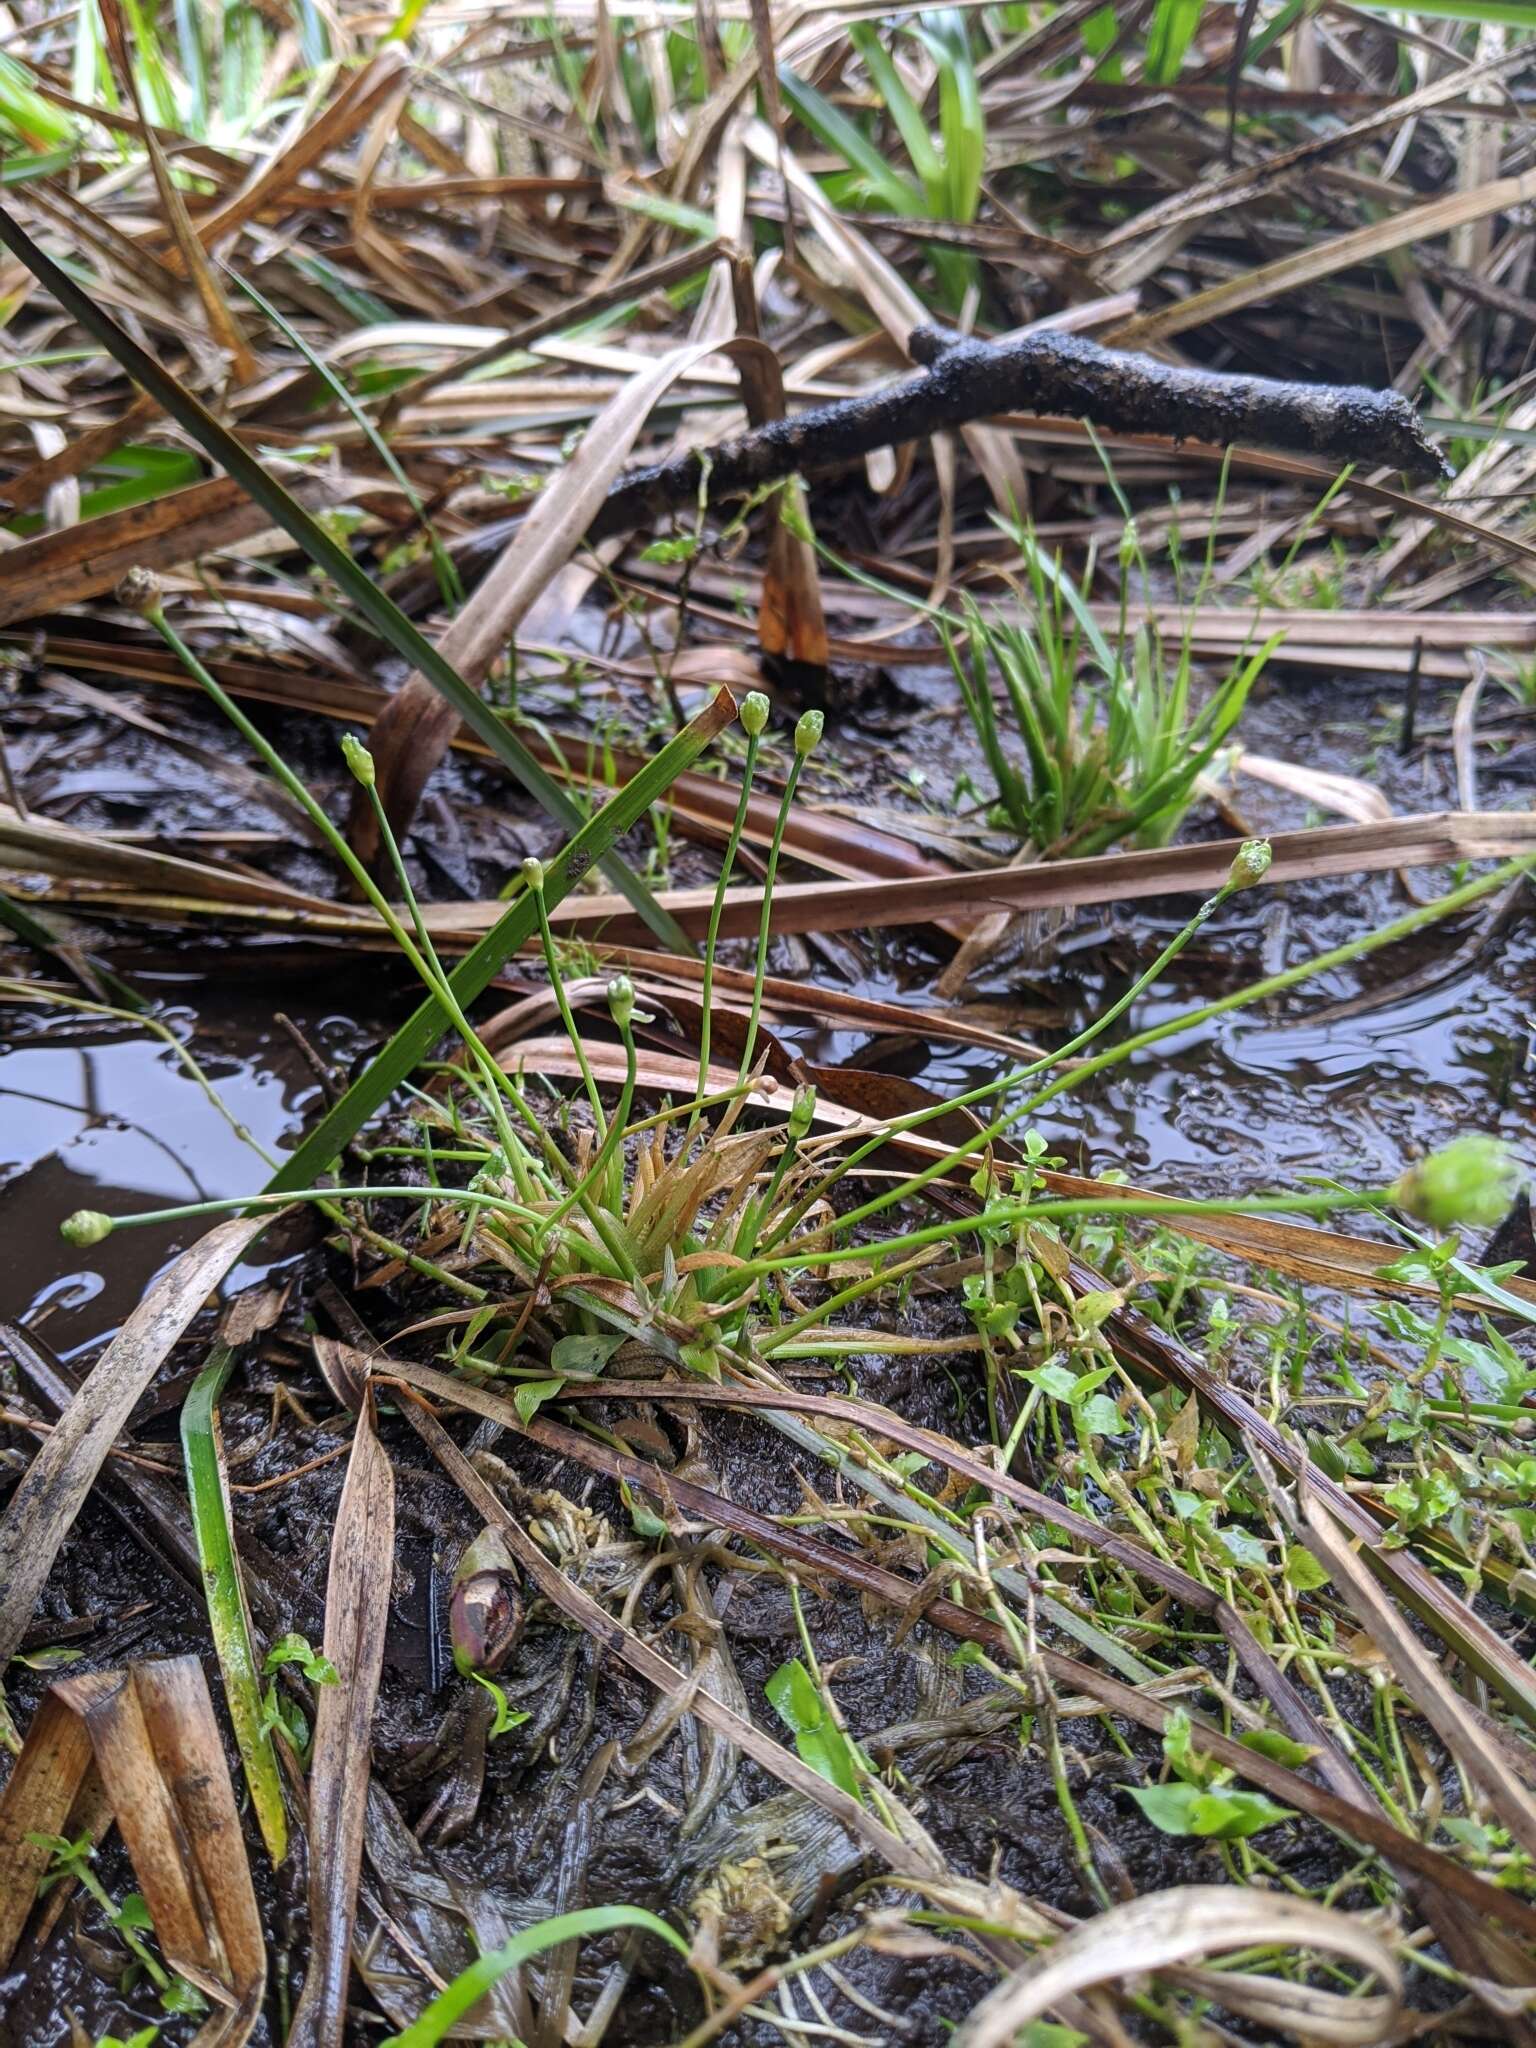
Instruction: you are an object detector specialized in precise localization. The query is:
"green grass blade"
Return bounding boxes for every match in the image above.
[1144,0,1205,83]
[226,265,462,613]
[173,0,207,132]
[264,690,735,1197]
[847,23,944,208]
[381,1905,689,2048]
[1353,0,1533,21]
[915,10,983,224]
[777,64,926,216]
[182,1344,289,1864]
[0,51,79,148]
[0,200,692,954]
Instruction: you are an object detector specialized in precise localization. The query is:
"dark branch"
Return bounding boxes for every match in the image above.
[384,326,1448,614]
[588,324,1448,543]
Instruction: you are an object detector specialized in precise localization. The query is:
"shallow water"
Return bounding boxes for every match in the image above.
[2,666,1532,1358]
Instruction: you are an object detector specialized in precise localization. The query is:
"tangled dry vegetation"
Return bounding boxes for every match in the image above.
[1,3,1536,2045]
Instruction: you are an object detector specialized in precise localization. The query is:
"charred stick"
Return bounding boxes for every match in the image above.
[383,325,1447,614]
[586,323,1448,543]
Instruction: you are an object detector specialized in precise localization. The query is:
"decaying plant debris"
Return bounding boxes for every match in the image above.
[0,4,1535,2047]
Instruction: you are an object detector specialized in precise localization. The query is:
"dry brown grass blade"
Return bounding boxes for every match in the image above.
[1112,168,1536,347]
[597,949,1054,1062]
[544,812,1536,945]
[0,801,335,910]
[0,390,160,518]
[0,474,350,628]
[0,1216,267,1670]
[1234,754,1391,826]
[0,1659,264,2042]
[952,1888,1401,2048]
[34,635,942,887]
[286,1385,395,2048]
[96,0,253,380]
[132,1657,268,2045]
[1279,1472,1536,1864]
[351,332,788,867]
[1094,39,1535,258]
[169,50,412,267]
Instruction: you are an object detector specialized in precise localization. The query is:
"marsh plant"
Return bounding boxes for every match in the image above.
[943,509,1280,860]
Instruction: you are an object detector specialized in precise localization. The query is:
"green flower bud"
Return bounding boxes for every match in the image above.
[521,856,545,894]
[794,709,824,758]
[787,1082,817,1140]
[60,1209,113,1248]
[1228,838,1272,891]
[740,691,770,738]
[1390,1135,1521,1230]
[340,732,376,788]
[115,567,163,618]
[607,974,635,1031]
[1118,520,1139,573]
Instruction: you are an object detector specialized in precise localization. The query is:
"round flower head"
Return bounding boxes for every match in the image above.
[787,1083,817,1141]
[607,975,635,1030]
[341,733,376,788]
[1227,839,1272,891]
[794,709,824,758]
[740,691,770,738]
[115,567,162,617]
[1390,1135,1520,1231]
[521,857,545,893]
[60,1209,113,1248]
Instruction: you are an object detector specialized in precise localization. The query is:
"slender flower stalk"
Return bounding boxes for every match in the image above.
[692,690,768,1133]
[740,709,822,1083]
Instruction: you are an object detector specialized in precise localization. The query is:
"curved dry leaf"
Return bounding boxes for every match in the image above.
[1235,752,1392,825]
[952,1887,1401,2047]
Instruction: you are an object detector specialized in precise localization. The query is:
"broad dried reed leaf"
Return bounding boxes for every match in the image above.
[0,474,348,628]
[0,1692,95,1968]
[287,1391,396,2048]
[1113,168,1536,347]
[5,1660,265,2044]
[0,1216,267,1669]
[353,331,783,866]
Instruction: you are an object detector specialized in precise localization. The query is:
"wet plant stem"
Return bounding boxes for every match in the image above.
[529,868,607,1142]
[182,1343,289,1864]
[1024,852,1536,1114]
[740,748,809,1083]
[691,723,762,1134]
